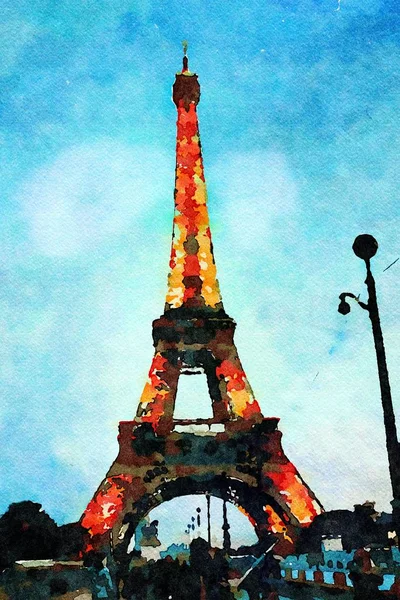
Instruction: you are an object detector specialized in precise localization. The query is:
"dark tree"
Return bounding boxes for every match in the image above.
[123,558,200,600]
[189,537,211,579]
[189,539,234,600]
[55,522,85,559]
[0,501,59,569]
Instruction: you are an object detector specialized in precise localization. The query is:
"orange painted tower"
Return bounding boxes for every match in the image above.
[81,51,322,557]
[136,50,262,436]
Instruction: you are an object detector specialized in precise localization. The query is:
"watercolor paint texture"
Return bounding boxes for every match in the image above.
[1,1,399,598]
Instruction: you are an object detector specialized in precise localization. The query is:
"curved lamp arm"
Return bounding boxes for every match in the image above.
[338,292,369,314]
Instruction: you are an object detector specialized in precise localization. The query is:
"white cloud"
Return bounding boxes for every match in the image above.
[19,141,171,256]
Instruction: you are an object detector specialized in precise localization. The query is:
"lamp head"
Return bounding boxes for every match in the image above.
[338,299,351,315]
[352,234,378,260]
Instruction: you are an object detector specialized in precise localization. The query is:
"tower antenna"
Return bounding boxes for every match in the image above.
[182,40,189,72]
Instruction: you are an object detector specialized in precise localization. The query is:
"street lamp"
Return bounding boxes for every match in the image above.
[338,234,400,540]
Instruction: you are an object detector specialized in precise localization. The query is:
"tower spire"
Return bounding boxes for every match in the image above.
[182,40,189,72]
[167,50,222,311]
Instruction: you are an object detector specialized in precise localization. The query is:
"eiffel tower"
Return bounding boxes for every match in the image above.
[81,50,322,557]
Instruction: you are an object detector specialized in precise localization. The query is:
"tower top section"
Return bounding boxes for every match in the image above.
[172,44,200,110]
[165,49,223,312]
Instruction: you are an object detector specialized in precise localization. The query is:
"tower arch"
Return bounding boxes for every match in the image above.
[112,474,289,553]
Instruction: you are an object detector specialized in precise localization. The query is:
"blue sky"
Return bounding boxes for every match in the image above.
[1,0,400,533]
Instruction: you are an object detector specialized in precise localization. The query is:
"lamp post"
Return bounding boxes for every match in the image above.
[222,497,231,552]
[206,493,211,547]
[338,234,400,540]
